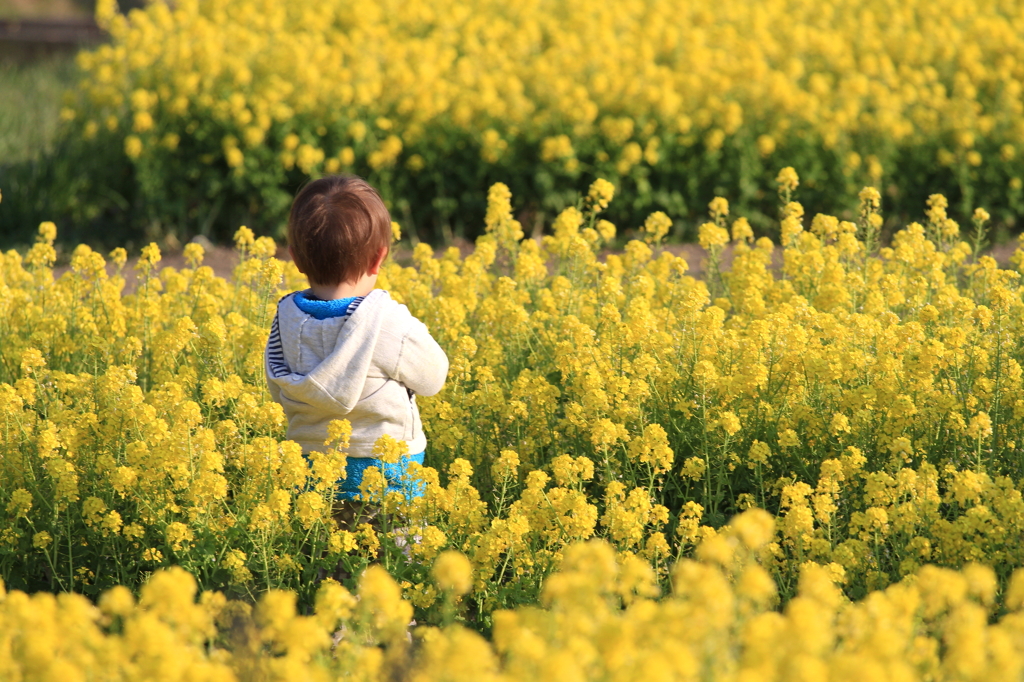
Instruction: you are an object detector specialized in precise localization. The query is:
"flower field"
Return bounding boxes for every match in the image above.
[20,0,1024,245]
[5,170,1024,678]
[6,520,1024,681]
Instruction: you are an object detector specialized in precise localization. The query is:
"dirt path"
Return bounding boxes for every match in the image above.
[52,239,1021,294]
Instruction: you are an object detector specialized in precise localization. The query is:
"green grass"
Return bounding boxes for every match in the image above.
[0,55,78,166]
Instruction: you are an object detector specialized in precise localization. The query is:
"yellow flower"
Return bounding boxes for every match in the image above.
[747,441,771,467]
[406,153,425,170]
[225,147,244,168]
[372,433,408,465]
[858,186,881,209]
[165,521,194,552]
[708,196,729,221]
[99,585,135,617]
[587,178,616,212]
[328,530,358,554]
[829,413,851,436]
[6,489,32,518]
[433,550,473,596]
[680,456,707,481]
[38,221,57,243]
[540,135,574,162]
[643,211,672,244]
[448,458,473,478]
[315,580,357,629]
[778,428,801,449]
[295,492,326,529]
[717,411,741,436]
[731,217,754,243]
[124,135,143,159]
[233,225,255,248]
[142,548,164,563]
[550,454,595,488]
[776,166,800,193]
[491,449,520,482]
[966,412,993,439]
[627,424,675,475]
[698,222,729,250]
[358,565,413,639]
[132,110,153,132]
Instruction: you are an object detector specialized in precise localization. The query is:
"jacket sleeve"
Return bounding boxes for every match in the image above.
[264,310,285,404]
[265,363,283,404]
[393,317,449,396]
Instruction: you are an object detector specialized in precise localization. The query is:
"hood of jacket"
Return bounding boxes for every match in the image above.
[269,288,392,413]
[265,287,449,456]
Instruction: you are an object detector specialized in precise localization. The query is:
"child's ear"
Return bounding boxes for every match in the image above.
[288,245,303,273]
[368,246,388,275]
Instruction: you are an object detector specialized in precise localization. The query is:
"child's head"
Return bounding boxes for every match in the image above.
[287,175,391,286]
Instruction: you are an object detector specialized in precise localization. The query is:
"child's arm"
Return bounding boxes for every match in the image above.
[391,318,449,396]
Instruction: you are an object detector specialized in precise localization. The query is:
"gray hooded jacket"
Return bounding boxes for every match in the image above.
[265,288,449,457]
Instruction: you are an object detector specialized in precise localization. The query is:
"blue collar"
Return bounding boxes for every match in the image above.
[293,291,363,320]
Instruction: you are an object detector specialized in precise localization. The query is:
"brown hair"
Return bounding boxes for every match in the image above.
[287,175,391,286]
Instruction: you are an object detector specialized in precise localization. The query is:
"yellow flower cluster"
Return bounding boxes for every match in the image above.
[64,0,1024,238]
[4,171,1024,623]
[7,511,1024,681]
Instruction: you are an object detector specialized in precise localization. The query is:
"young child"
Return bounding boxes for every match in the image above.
[265,175,448,520]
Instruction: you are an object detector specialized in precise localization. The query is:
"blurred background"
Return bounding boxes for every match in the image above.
[0,0,139,249]
[0,0,94,181]
[2,0,1023,259]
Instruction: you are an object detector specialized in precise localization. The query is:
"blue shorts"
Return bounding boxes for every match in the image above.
[335,451,426,501]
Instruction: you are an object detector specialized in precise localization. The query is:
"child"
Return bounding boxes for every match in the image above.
[265,175,449,521]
